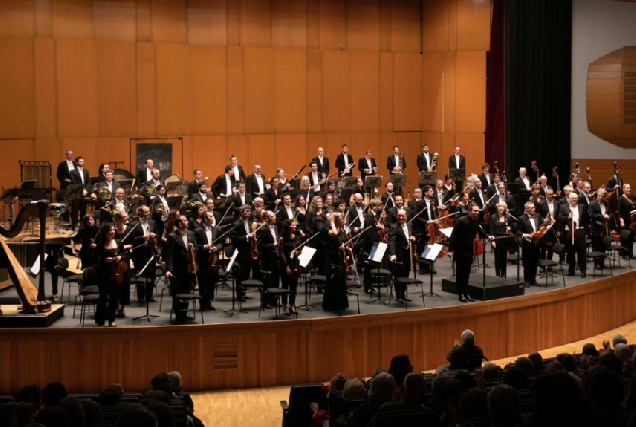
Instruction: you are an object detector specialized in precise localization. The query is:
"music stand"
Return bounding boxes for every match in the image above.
[165,181,184,198]
[167,196,184,212]
[1,187,20,228]
[64,184,83,203]
[449,169,465,184]
[418,172,436,187]
[390,175,407,197]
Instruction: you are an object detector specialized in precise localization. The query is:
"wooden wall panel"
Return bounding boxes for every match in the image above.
[420,133,442,160]
[0,1,35,37]
[440,132,456,173]
[322,51,350,133]
[276,134,307,173]
[189,45,227,135]
[181,136,193,179]
[347,0,380,52]
[240,0,272,47]
[390,0,421,53]
[456,0,491,52]
[247,134,276,178]
[136,0,152,42]
[422,53,445,132]
[306,133,326,161]
[151,0,187,44]
[350,52,379,133]
[34,138,63,174]
[227,46,244,134]
[306,49,322,133]
[35,37,58,139]
[56,39,97,138]
[306,0,320,49]
[457,132,484,176]
[350,133,380,165]
[319,0,346,51]
[244,47,275,134]
[36,0,54,37]
[456,51,485,133]
[326,133,350,161]
[136,42,156,137]
[422,0,448,54]
[53,0,93,39]
[0,140,35,188]
[96,41,137,137]
[272,0,307,49]
[394,53,422,131]
[379,132,396,169]
[443,52,457,133]
[570,159,636,187]
[0,37,35,139]
[379,52,393,132]
[447,0,457,52]
[93,0,136,41]
[378,0,391,53]
[187,0,227,46]
[97,138,131,170]
[396,131,422,186]
[192,136,227,179]
[274,49,307,134]
[156,43,190,136]
[62,138,97,171]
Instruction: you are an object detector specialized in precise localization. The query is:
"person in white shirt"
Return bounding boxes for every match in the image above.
[247,164,266,199]
[387,145,406,175]
[515,167,531,191]
[557,192,588,278]
[57,149,75,189]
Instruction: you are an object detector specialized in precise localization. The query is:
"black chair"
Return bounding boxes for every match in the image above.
[158,262,172,311]
[75,267,100,324]
[58,257,83,302]
[389,261,424,308]
[68,393,99,401]
[305,274,326,301]
[261,270,293,319]
[280,383,324,427]
[538,242,566,288]
[0,395,14,403]
[609,229,632,269]
[343,277,361,315]
[585,236,613,277]
[168,276,204,324]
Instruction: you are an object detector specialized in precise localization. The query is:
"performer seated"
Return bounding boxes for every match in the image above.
[164,215,197,322]
[557,193,588,278]
[490,202,516,278]
[187,169,205,198]
[190,182,211,204]
[517,202,545,287]
[380,182,396,209]
[487,183,515,217]
[194,211,222,311]
[514,167,532,194]
[588,188,612,269]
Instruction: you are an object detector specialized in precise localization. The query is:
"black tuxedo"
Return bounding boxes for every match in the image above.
[230,164,246,182]
[432,187,449,207]
[195,226,222,307]
[140,180,163,204]
[380,191,396,209]
[417,152,433,171]
[557,203,588,274]
[135,167,154,187]
[232,192,253,212]
[539,185,551,197]
[487,193,516,215]
[588,200,611,236]
[256,224,280,275]
[448,154,466,170]
[56,160,75,189]
[246,173,267,199]
[312,156,330,177]
[449,215,484,296]
[358,157,377,181]
[276,204,295,226]
[101,198,131,223]
[69,167,91,226]
[305,171,323,189]
[537,198,558,220]
[231,218,254,298]
[190,192,211,204]
[165,230,197,317]
[389,222,414,288]
[386,154,406,174]
[335,153,354,177]
[95,181,121,207]
[470,187,488,209]
[347,204,367,231]
[517,212,543,285]
[70,168,91,190]
[386,206,411,226]
[211,174,236,198]
[187,180,203,198]
[513,176,532,192]
[607,175,623,192]
[479,173,493,187]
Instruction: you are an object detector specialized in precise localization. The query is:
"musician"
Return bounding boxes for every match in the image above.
[229,155,247,181]
[445,174,457,198]
[257,210,280,295]
[387,146,406,175]
[618,183,635,257]
[386,195,410,226]
[202,198,222,226]
[433,179,449,209]
[334,199,347,216]
[276,193,296,226]
[187,169,205,198]
[297,176,315,205]
[140,169,163,203]
[448,203,489,302]
[69,156,91,228]
[276,169,291,192]
[93,224,124,327]
[607,171,623,193]
[232,181,252,213]
[164,215,197,322]
[195,211,222,311]
[293,195,307,229]
[448,146,466,190]
[97,163,109,182]
[479,163,493,188]
[150,185,169,237]
[188,203,205,231]
[486,174,501,198]
[417,144,433,172]
[517,202,545,287]
[558,185,574,210]
[100,187,129,223]
[131,206,157,302]
[279,219,302,315]
[557,193,588,278]
[320,180,337,200]
[528,184,543,207]
[358,150,378,181]
[323,193,334,210]
[335,144,354,177]
[579,181,592,207]
[95,171,120,210]
[57,149,75,189]
[306,196,328,275]
[514,167,532,192]
[359,199,382,293]
[112,211,134,318]
[538,175,551,197]
[588,188,611,269]
[389,209,415,303]
[212,166,236,199]
[347,193,367,233]
[264,177,282,211]
[306,162,322,192]
[231,205,255,302]
[381,182,396,209]
[452,191,471,218]
[135,159,154,187]
[353,178,367,197]
[246,164,266,200]
[312,147,330,178]
[420,186,440,273]
[190,182,211,204]
[72,214,98,269]
[469,178,487,210]
[487,183,515,217]
[490,202,515,278]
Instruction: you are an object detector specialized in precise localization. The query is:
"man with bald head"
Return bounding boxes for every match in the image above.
[557,192,589,277]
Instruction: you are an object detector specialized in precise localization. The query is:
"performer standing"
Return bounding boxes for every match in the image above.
[388,209,415,303]
[257,211,280,305]
[335,144,354,177]
[135,159,154,187]
[231,205,255,302]
[417,144,433,172]
[113,211,133,318]
[56,149,75,189]
[448,146,466,190]
[229,155,247,181]
[558,193,589,278]
[93,224,123,327]
[164,215,197,322]
[246,164,266,200]
[489,202,515,278]
[517,202,544,287]
[618,184,635,257]
[279,219,302,315]
[588,188,611,269]
[387,146,406,175]
[212,166,236,199]
[312,147,330,179]
[71,214,98,269]
[358,150,378,182]
[69,156,91,228]
[195,211,222,311]
[131,206,157,303]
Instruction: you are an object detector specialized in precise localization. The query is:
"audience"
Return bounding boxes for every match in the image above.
[42,384,67,408]
[446,329,485,371]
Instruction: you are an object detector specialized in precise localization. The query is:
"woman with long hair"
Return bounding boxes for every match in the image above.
[93,224,123,327]
[489,202,515,278]
[279,219,302,315]
[113,211,134,317]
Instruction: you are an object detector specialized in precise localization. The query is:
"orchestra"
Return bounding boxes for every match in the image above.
[43,146,636,324]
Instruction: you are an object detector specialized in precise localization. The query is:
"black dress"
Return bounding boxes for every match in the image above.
[113,227,132,306]
[93,243,122,326]
[279,234,302,306]
[73,225,99,269]
[489,214,516,278]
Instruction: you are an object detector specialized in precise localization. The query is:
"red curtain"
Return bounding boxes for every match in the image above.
[485,0,505,173]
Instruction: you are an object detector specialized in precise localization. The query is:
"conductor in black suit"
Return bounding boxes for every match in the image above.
[312,147,330,179]
[448,146,466,190]
[69,156,91,228]
[557,192,589,278]
[335,144,354,177]
[56,150,75,190]
[448,203,491,303]
[417,144,434,172]
[358,150,378,182]
[387,146,406,175]
[164,215,197,322]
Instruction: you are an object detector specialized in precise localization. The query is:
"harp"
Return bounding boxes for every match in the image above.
[0,201,50,313]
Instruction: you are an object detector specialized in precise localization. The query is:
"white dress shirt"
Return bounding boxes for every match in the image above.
[224,174,232,197]
[233,165,240,179]
[255,174,264,194]
[455,155,460,169]
[311,172,320,191]
[66,160,75,172]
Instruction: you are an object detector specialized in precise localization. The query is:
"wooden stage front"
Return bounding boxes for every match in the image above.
[1,269,636,395]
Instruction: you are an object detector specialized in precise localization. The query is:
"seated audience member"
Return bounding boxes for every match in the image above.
[141,391,171,405]
[114,404,157,427]
[388,354,413,402]
[0,402,35,427]
[427,376,453,414]
[332,379,366,426]
[457,387,488,421]
[16,385,42,417]
[615,342,634,362]
[502,367,528,390]
[350,372,396,427]
[150,374,176,399]
[527,352,544,374]
[513,357,534,379]
[446,329,485,371]
[98,386,122,407]
[603,334,628,353]
[599,352,624,373]
[587,367,625,427]
[624,376,636,420]
[57,397,85,427]
[528,372,594,427]
[33,406,68,427]
[556,353,577,373]
[482,362,501,382]
[545,361,566,373]
[79,401,102,427]
[487,385,521,427]
[167,371,193,414]
[438,378,466,426]
[42,383,68,408]
[455,371,477,390]
[582,343,600,357]
[140,399,173,427]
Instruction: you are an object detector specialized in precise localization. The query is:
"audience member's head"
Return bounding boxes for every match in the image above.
[556,353,576,372]
[528,352,543,372]
[461,329,476,346]
[166,372,183,392]
[431,376,452,399]
[79,400,101,427]
[457,387,488,419]
[342,378,365,400]
[98,386,123,407]
[582,343,600,357]
[57,397,85,427]
[599,352,624,373]
[532,372,593,427]
[16,402,35,427]
[328,373,348,395]
[615,343,633,361]
[368,373,395,405]
[150,374,173,396]
[42,383,67,408]
[455,371,477,390]
[141,391,171,406]
[403,373,427,404]
[545,361,566,373]
[502,367,528,390]
[588,367,624,415]
[140,399,173,427]
[613,334,627,348]
[513,357,534,378]
[487,385,521,427]
[482,362,500,381]
[388,354,413,387]
[114,405,157,427]
[16,385,42,416]
[440,378,466,413]
[33,406,68,427]
[0,403,18,427]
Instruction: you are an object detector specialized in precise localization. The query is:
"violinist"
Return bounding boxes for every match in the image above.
[517,202,544,287]
[489,202,515,278]
[386,195,410,226]
[279,219,302,315]
[433,179,449,210]
[113,211,134,318]
[276,194,296,227]
[93,224,123,327]
[231,205,255,303]
[380,182,396,209]
[264,177,282,211]
[469,178,487,210]
[444,175,457,199]
[487,183,516,217]
[306,196,328,275]
[388,209,415,304]
[452,191,471,218]
[618,184,635,257]
[418,186,439,274]
[195,211,222,311]
[188,203,205,231]
[132,206,158,303]
[257,211,280,308]
[361,199,383,294]
[347,193,367,234]
[293,195,307,227]
[588,188,611,269]
[164,215,197,322]
[71,214,98,269]
[557,193,588,278]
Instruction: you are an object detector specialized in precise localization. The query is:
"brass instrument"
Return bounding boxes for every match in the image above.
[186,200,203,214]
[153,201,166,215]
[431,152,439,171]
[397,155,404,174]
[100,203,114,216]
[98,185,112,201]
[146,183,157,196]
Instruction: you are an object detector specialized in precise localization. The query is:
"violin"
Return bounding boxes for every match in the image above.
[149,234,161,256]
[207,248,219,275]
[110,249,129,284]
[530,219,556,245]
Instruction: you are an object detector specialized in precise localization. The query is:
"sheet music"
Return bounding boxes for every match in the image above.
[298,246,317,268]
[440,227,454,238]
[369,242,388,263]
[30,254,48,276]
[421,244,443,261]
[226,248,239,272]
